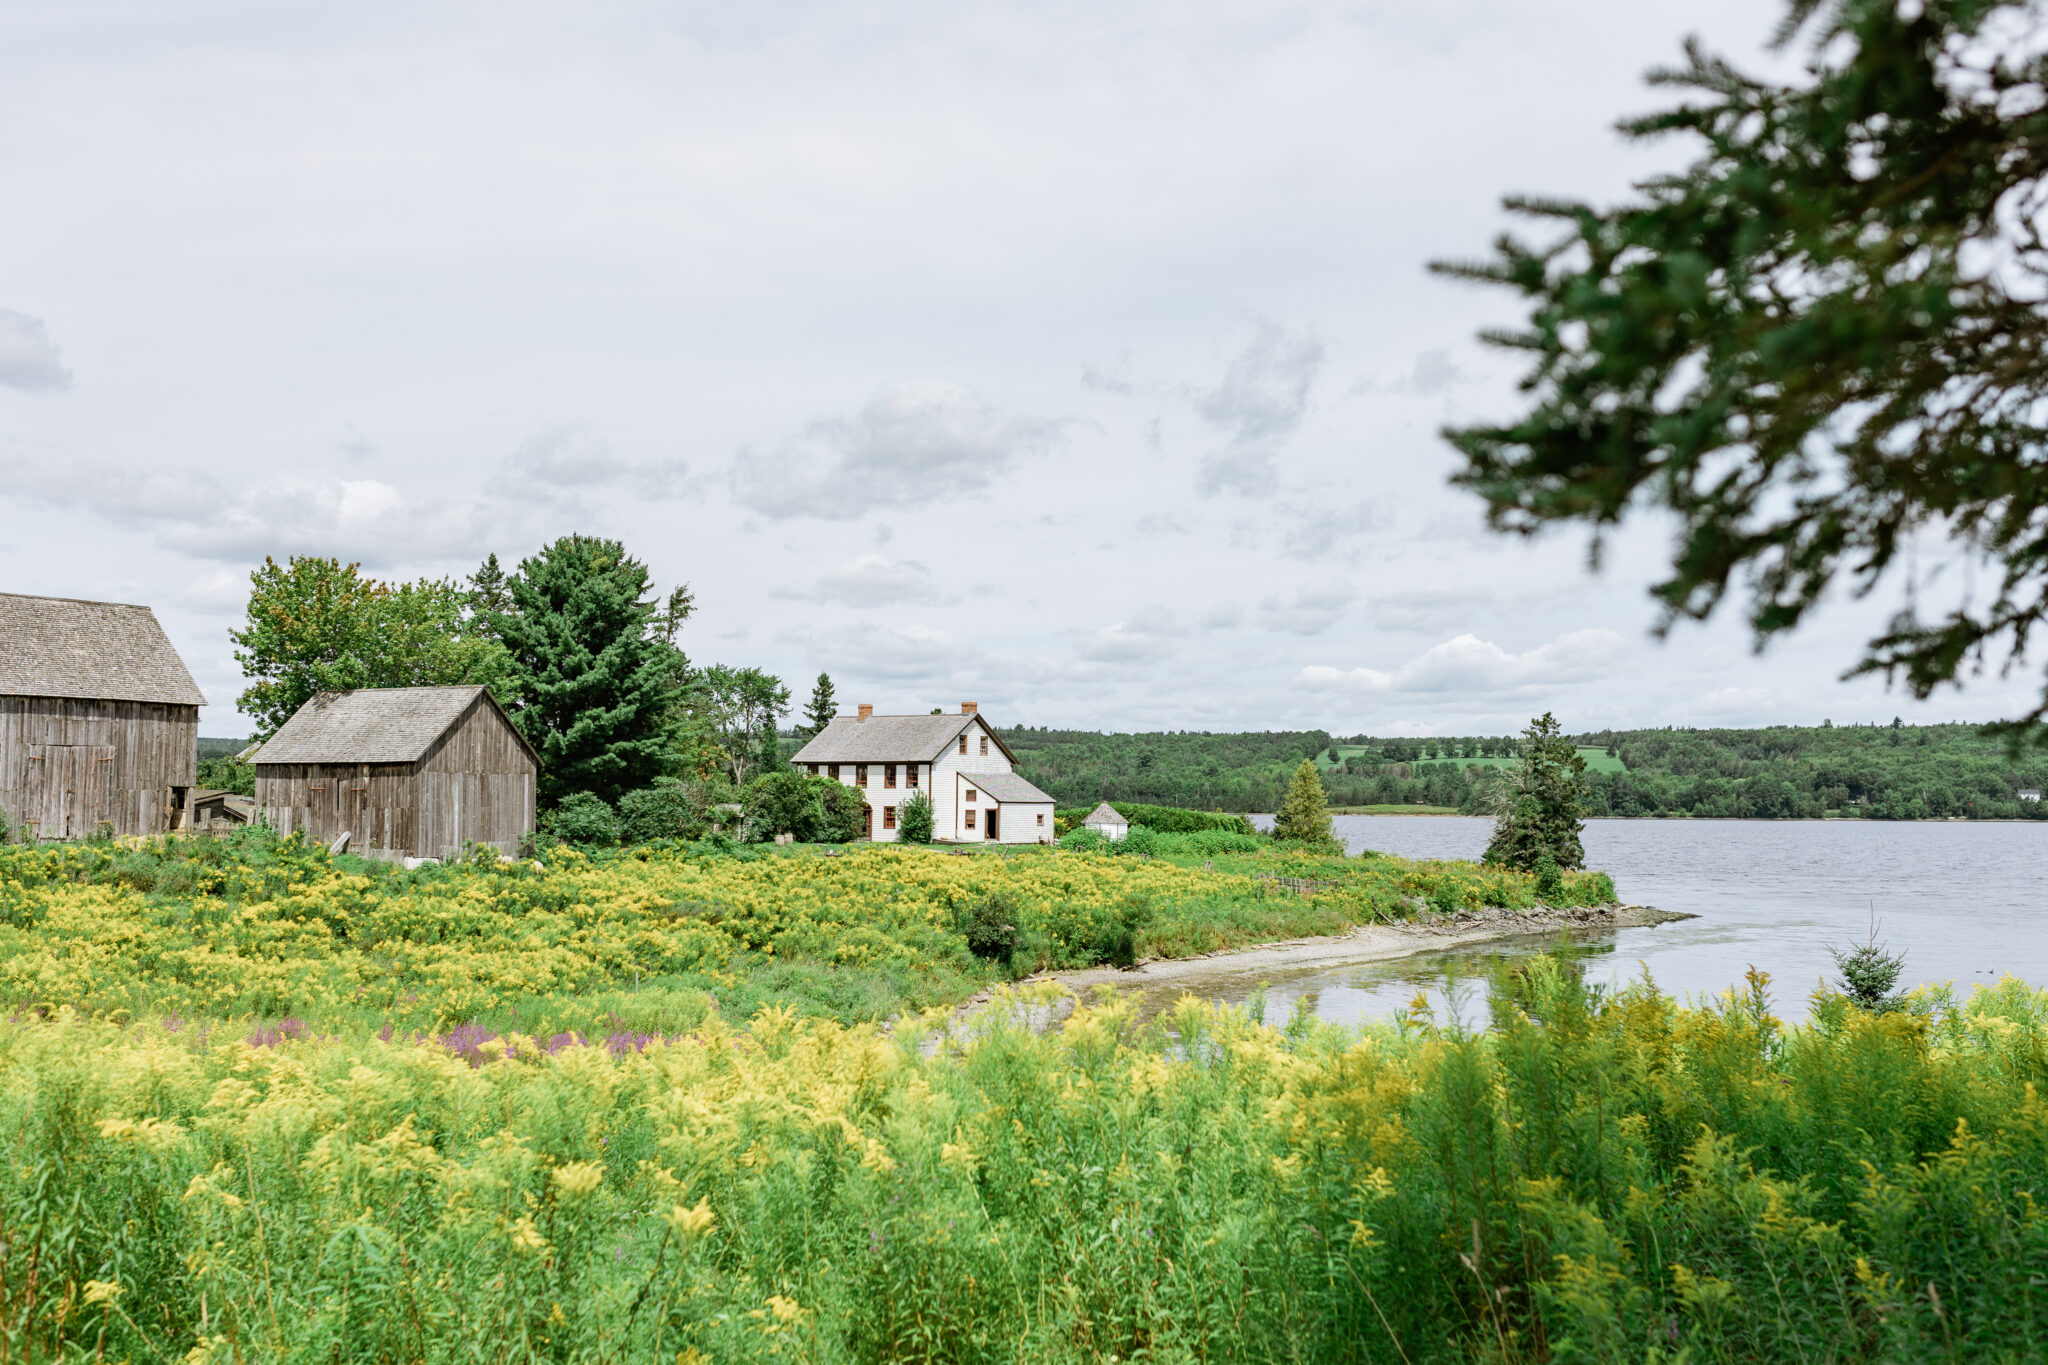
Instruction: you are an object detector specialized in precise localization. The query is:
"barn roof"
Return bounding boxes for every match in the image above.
[0,592,206,706]
[965,771,1055,805]
[791,712,1018,765]
[255,686,535,766]
[1082,801,1127,827]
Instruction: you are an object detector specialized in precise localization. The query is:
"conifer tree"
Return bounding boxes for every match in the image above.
[1484,713,1590,871]
[1440,0,2048,738]
[802,672,838,737]
[1272,759,1332,843]
[489,535,683,807]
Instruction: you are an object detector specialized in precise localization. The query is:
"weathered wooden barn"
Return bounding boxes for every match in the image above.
[0,592,206,839]
[253,686,538,859]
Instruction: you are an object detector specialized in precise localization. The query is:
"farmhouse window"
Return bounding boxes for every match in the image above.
[979,736,988,756]
[828,764,840,781]
[855,764,868,787]
[958,735,967,755]
[964,809,976,830]
[884,764,897,788]
[907,765,920,788]
[808,763,819,775]
[883,806,896,830]
[965,788,977,802]
[1036,813,1045,826]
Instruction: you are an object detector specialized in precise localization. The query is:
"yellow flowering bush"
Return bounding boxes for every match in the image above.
[3,962,2046,1361]
[0,829,1607,1030]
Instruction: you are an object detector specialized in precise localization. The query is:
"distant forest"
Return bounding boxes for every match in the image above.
[999,723,2048,820]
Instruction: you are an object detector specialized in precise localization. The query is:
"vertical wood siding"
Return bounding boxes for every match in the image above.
[254,694,536,859]
[0,696,198,838]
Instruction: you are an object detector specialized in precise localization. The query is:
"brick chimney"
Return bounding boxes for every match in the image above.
[960,701,978,715]
[857,703,874,721]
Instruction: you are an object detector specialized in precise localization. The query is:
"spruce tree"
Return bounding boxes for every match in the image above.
[490,535,683,807]
[802,672,838,737]
[1272,759,1332,843]
[1484,713,1590,871]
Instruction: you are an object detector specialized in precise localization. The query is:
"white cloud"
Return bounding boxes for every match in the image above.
[1281,494,1384,562]
[508,426,692,499]
[775,553,954,606]
[1078,622,1177,663]
[0,310,71,392]
[1195,322,1323,497]
[1257,580,1355,635]
[1201,599,1246,630]
[1298,627,1627,696]
[730,381,1059,519]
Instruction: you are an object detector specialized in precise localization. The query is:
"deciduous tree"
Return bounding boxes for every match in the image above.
[232,557,513,738]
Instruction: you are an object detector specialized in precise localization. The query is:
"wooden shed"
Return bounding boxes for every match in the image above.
[253,686,538,860]
[0,592,205,840]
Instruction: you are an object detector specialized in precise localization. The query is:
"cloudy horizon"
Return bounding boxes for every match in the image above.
[3,0,2030,738]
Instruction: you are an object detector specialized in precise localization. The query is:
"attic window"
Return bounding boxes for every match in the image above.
[979,736,988,756]
[958,735,967,755]
[966,788,977,802]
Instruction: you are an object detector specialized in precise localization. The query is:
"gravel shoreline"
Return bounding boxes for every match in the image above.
[938,901,1693,1035]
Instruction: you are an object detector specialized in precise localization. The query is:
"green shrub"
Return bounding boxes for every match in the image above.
[955,889,1021,965]
[616,779,701,844]
[896,789,935,844]
[1533,853,1564,900]
[1106,803,1255,835]
[543,792,621,848]
[745,772,870,843]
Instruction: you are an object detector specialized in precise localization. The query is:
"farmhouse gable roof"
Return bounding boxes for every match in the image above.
[255,686,536,767]
[0,592,207,707]
[792,712,1018,765]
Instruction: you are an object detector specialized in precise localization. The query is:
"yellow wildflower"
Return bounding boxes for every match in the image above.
[552,1161,604,1201]
[82,1279,122,1306]
[508,1213,549,1257]
[665,1196,717,1242]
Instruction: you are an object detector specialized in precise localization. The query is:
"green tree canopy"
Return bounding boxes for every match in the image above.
[1272,758,1332,843]
[490,536,686,807]
[1484,713,1590,871]
[1440,0,2048,737]
[702,665,792,785]
[231,557,513,738]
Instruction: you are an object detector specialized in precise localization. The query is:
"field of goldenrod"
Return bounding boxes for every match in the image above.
[6,959,2047,1362]
[0,829,1614,1034]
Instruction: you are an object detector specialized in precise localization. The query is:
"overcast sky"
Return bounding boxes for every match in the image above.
[1,1,2030,736]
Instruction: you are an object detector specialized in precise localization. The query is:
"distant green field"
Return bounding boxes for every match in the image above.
[1411,746,1626,774]
[1320,745,1625,775]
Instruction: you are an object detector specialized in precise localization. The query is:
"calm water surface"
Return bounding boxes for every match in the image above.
[1193,817,2047,1026]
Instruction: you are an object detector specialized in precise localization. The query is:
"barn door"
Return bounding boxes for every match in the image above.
[22,745,113,839]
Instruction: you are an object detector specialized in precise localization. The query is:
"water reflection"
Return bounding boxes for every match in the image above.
[1195,815,2046,1025]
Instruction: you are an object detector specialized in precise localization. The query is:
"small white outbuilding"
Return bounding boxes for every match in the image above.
[1081,801,1129,840]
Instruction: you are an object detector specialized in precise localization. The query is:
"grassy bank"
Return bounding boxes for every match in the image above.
[0,829,1615,1036]
[8,959,2047,1362]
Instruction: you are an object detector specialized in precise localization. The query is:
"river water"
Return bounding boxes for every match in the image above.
[1195,817,2048,1027]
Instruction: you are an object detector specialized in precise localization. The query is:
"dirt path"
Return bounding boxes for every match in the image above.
[938,902,1693,1036]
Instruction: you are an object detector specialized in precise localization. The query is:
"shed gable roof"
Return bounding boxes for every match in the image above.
[791,712,1018,765]
[964,771,1055,805]
[0,593,206,707]
[255,686,534,766]
[1082,801,1127,827]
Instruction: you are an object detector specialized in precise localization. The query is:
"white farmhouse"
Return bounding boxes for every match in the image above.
[790,702,1056,844]
[1081,802,1129,840]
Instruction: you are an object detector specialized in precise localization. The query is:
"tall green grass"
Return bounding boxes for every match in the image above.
[6,960,2047,1362]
